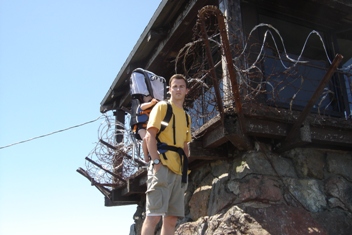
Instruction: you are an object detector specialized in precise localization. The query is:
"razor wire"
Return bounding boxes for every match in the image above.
[175,16,352,131]
[83,112,147,189]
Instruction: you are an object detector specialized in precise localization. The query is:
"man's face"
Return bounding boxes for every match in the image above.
[169,78,188,100]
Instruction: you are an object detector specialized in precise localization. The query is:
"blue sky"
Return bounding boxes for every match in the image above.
[0,1,161,234]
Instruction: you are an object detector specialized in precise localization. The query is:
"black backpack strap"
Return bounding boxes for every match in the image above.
[159,102,173,133]
[157,101,188,137]
[155,102,190,182]
[157,144,188,183]
[156,102,173,160]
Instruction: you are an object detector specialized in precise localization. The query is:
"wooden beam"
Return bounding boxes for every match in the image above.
[105,172,148,207]
[310,125,352,148]
[115,170,148,196]
[111,188,142,203]
[120,178,147,196]
[200,114,253,150]
[193,115,221,138]
[273,121,312,152]
[243,117,352,151]
[224,115,253,150]
[202,124,229,148]
[105,195,140,207]
[245,118,287,139]
[189,139,227,161]
[147,28,167,42]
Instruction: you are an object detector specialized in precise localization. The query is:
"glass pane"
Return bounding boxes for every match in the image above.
[337,33,352,118]
[258,15,337,113]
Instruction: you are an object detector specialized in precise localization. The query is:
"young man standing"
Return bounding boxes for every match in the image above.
[141,74,192,235]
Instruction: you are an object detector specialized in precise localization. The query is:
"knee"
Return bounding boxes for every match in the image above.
[144,133,149,143]
[145,216,161,226]
[163,216,178,227]
[142,136,147,145]
[141,216,161,235]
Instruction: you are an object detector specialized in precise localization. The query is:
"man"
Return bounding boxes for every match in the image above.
[141,74,192,235]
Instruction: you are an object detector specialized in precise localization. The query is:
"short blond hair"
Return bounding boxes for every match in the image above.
[169,74,188,88]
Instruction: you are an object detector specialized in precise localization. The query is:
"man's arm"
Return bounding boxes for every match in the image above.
[184,141,190,158]
[145,127,159,159]
[140,98,158,110]
[145,127,161,171]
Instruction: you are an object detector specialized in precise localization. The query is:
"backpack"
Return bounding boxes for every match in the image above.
[129,68,190,140]
[130,68,167,139]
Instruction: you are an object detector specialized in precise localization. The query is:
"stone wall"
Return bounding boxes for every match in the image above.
[131,142,352,234]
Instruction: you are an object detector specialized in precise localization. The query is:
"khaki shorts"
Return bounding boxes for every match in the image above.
[145,164,187,217]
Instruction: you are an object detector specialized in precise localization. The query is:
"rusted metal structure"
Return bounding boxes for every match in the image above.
[78,0,352,206]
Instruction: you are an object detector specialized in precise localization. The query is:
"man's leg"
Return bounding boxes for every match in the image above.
[160,216,178,235]
[141,216,161,235]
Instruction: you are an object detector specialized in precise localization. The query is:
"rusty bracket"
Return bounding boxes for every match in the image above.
[277,53,344,152]
[85,156,126,183]
[198,5,247,136]
[76,167,112,198]
[99,139,147,167]
[198,6,225,123]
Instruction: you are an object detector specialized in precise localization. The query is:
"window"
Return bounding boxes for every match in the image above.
[258,15,339,114]
[336,31,352,118]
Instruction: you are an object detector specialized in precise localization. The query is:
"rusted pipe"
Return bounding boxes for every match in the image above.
[284,54,343,144]
[198,6,225,122]
[85,156,126,183]
[99,139,147,167]
[76,167,112,198]
[198,6,246,134]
